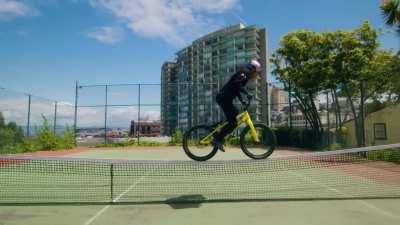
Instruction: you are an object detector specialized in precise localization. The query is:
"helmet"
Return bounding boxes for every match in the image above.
[246,59,262,73]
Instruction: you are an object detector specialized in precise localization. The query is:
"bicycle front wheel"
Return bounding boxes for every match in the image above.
[183,125,218,161]
[240,123,276,160]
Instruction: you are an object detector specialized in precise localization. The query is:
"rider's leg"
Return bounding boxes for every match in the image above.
[213,99,238,150]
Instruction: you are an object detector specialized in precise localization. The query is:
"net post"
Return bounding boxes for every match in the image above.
[110,163,114,203]
[137,84,141,145]
[74,81,79,146]
[104,85,108,145]
[53,101,58,134]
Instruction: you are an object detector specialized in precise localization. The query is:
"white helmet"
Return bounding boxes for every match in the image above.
[247,59,262,73]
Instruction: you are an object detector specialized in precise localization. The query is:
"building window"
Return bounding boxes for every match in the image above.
[374,123,387,140]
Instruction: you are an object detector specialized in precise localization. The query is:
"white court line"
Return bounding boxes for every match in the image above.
[289,170,400,220]
[83,173,149,225]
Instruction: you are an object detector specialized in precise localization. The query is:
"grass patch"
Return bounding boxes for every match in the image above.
[0,113,75,154]
[366,149,400,163]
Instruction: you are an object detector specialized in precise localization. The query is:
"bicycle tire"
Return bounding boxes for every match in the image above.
[183,125,218,161]
[240,123,276,159]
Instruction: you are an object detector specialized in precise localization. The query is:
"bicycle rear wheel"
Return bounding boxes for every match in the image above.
[240,123,276,159]
[183,125,218,161]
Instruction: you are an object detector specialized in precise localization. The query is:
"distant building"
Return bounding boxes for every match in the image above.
[161,23,269,134]
[161,62,178,136]
[270,84,288,128]
[279,98,321,129]
[270,85,288,112]
[130,121,161,137]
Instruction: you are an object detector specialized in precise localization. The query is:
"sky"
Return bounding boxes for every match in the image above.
[0,0,399,127]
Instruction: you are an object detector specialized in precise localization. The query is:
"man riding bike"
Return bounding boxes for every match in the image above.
[213,59,262,151]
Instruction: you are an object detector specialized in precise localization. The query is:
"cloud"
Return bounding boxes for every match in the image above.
[16,30,29,37]
[89,0,240,46]
[189,0,239,13]
[0,0,37,20]
[86,26,124,44]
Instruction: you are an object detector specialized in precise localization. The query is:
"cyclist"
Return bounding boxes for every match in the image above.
[213,59,262,151]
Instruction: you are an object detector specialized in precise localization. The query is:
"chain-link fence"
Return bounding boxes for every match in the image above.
[0,87,74,137]
[75,82,163,145]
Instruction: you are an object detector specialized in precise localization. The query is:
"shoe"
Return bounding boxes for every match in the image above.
[212,139,225,152]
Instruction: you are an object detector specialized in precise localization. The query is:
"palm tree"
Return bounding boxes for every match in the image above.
[381,0,400,35]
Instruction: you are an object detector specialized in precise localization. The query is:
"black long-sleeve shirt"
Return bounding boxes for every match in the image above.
[218,70,250,102]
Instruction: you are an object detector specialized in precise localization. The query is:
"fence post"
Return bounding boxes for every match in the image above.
[27,94,31,137]
[137,84,141,144]
[266,82,270,126]
[360,80,366,147]
[288,81,293,129]
[54,101,58,134]
[177,82,180,130]
[104,85,108,144]
[326,91,330,146]
[74,81,79,146]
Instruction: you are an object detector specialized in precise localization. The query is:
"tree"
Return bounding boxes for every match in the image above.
[272,21,397,147]
[386,54,400,101]
[271,30,334,139]
[381,0,400,35]
[322,22,383,147]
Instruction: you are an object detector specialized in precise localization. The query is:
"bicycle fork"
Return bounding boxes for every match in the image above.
[239,112,260,143]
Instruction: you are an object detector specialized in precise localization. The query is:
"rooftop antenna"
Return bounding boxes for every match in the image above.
[231,12,247,26]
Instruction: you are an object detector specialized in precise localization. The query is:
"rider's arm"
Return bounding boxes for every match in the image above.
[232,72,250,102]
[236,87,249,104]
[239,87,249,96]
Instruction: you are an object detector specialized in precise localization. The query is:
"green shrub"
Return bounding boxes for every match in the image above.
[0,144,25,154]
[36,116,58,150]
[56,125,75,149]
[93,139,167,148]
[0,121,24,150]
[0,113,76,154]
[274,126,323,149]
[170,129,183,144]
[21,138,40,152]
[94,139,137,148]
[324,142,344,151]
[367,150,400,163]
[138,141,165,146]
[226,135,240,146]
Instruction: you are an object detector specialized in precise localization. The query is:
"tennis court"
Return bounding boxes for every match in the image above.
[1,145,400,225]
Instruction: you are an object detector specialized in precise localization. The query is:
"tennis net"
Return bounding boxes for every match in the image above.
[1,144,400,204]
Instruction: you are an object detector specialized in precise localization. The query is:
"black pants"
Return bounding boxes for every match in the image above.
[215,95,238,142]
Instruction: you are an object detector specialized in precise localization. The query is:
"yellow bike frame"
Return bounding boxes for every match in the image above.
[199,110,260,145]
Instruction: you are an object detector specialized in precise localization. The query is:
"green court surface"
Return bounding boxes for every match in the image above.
[0,147,399,225]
